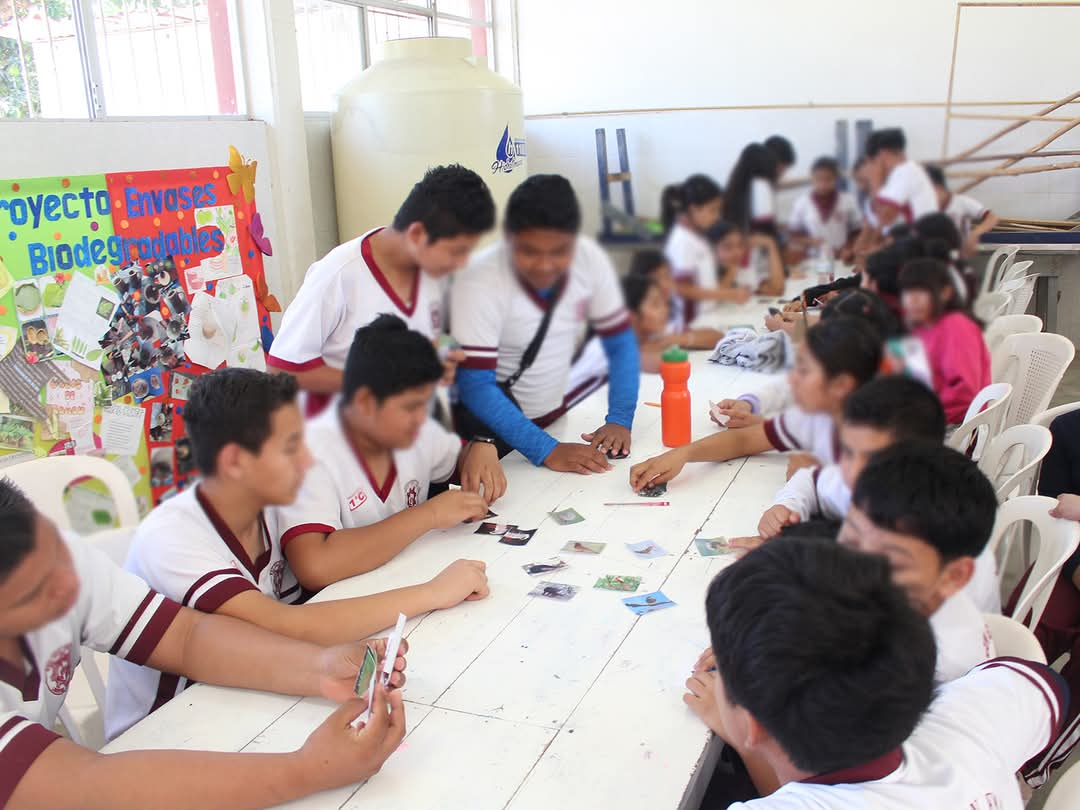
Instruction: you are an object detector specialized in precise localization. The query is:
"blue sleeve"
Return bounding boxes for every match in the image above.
[455,367,559,466]
[600,327,640,429]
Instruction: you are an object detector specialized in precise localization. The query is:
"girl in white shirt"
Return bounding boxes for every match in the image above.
[725,143,782,235]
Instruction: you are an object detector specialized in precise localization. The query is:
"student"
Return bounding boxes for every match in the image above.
[760,375,946,537]
[275,316,504,590]
[621,274,724,373]
[686,537,1068,807]
[913,211,976,304]
[840,442,997,683]
[864,127,938,229]
[898,257,990,425]
[662,175,749,319]
[786,156,861,260]
[452,174,640,472]
[629,316,881,491]
[268,165,495,411]
[849,155,883,262]
[106,366,490,737]
[0,480,409,810]
[926,164,999,256]
[725,143,782,235]
[861,236,926,317]
[628,249,685,333]
[711,221,785,297]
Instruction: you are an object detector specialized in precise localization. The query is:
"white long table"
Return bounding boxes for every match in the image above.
[104,291,805,810]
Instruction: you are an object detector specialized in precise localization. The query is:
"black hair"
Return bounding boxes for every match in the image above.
[913,213,961,255]
[802,274,861,308]
[898,257,973,322]
[342,313,443,404]
[504,174,581,234]
[864,238,926,298]
[705,219,739,245]
[853,441,998,561]
[804,315,883,385]
[820,288,904,339]
[628,249,668,279]
[706,537,935,775]
[391,164,495,240]
[765,135,796,167]
[843,376,946,443]
[725,143,780,231]
[778,517,842,541]
[865,128,907,158]
[183,369,299,475]
[925,164,947,189]
[852,155,869,172]
[811,156,840,176]
[0,480,38,583]
[660,174,723,233]
[622,273,658,314]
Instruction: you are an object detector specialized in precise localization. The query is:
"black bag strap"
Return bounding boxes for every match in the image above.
[504,284,561,390]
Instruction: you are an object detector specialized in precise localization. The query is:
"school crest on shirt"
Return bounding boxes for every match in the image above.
[405,479,422,508]
[269,560,286,598]
[44,643,73,696]
[348,487,368,511]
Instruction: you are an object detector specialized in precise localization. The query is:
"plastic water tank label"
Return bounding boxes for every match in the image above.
[492,125,527,174]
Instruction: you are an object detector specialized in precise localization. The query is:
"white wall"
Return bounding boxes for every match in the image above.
[517,0,1080,237]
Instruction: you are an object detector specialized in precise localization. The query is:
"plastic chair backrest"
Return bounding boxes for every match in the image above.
[978,424,1053,502]
[1044,759,1080,810]
[948,383,1012,461]
[992,333,1076,429]
[985,496,1080,630]
[994,259,1035,288]
[983,314,1042,355]
[979,245,1021,298]
[1032,400,1080,431]
[999,274,1038,317]
[974,291,1011,323]
[0,456,139,530]
[981,613,1047,664]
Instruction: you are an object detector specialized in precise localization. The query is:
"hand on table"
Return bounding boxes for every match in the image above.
[581,422,632,458]
[424,489,489,529]
[544,442,614,475]
[629,448,688,492]
[694,646,715,673]
[317,637,409,704]
[785,453,819,480]
[758,504,800,539]
[460,441,507,504]
[428,559,490,609]
[684,669,727,740]
[711,399,762,430]
[727,535,765,558]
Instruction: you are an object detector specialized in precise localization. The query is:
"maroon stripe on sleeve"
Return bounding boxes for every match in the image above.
[181,568,246,608]
[123,598,183,665]
[108,591,156,656]
[280,523,335,550]
[190,578,258,615]
[594,317,632,338]
[460,357,498,370]
[762,417,788,451]
[0,718,61,809]
[267,355,326,372]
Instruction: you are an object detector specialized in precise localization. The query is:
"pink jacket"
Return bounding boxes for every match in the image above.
[915,312,991,424]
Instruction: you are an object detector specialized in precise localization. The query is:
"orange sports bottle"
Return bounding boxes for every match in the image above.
[660,346,691,447]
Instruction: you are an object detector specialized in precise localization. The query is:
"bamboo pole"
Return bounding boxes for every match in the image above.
[940,149,1080,164]
[950,159,1080,180]
[942,4,963,157]
[949,113,1077,122]
[958,120,1080,191]
[945,90,1080,163]
[997,217,1080,228]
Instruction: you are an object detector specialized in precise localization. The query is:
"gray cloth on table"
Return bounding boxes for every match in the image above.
[709,329,791,373]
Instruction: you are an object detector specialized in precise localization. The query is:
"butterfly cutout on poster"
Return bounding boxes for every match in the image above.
[226,145,257,203]
[249,212,273,257]
[254,273,281,313]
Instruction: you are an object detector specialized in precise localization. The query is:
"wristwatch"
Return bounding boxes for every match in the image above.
[471,436,497,446]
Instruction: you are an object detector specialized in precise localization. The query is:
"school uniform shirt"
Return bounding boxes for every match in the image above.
[0,535,181,806]
[930,591,995,684]
[267,227,443,375]
[773,465,850,522]
[727,657,1069,809]
[750,178,776,225]
[860,195,880,231]
[787,191,862,254]
[274,407,461,551]
[105,486,300,740]
[964,544,1003,615]
[875,160,938,227]
[943,192,990,241]
[763,406,840,466]
[664,223,716,323]
[734,246,768,291]
[453,236,632,424]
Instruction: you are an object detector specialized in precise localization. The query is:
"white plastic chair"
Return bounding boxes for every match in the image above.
[978,424,1053,502]
[973,291,1011,323]
[1032,400,1080,431]
[984,496,1080,631]
[948,382,1012,461]
[978,245,1021,298]
[983,314,1042,355]
[998,273,1038,317]
[1045,759,1080,810]
[994,259,1035,289]
[982,613,1047,664]
[992,333,1076,429]
[2,457,139,750]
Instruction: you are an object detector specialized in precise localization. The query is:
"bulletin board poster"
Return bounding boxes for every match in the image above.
[0,156,278,526]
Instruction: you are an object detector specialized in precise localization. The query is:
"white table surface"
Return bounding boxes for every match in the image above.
[104,288,807,810]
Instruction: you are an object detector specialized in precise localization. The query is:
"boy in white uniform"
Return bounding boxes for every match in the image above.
[277,315,505,590]
[926,164,1000,257]
[0,480,409,810]
[865,128,938,230]
[630,316,881,492]
[107,367,488,737]
[786,157,861,259]
[452,174,640,473]
[687,537,1069,807]
[268,165,495,412]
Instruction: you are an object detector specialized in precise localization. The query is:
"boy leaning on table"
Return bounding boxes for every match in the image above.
[105,367,489,739]
[0,478,408,810]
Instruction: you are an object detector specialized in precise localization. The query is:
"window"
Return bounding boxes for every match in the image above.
[295,0,496,113]
[0,0,243,119]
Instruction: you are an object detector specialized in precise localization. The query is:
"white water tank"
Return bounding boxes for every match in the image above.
[332,37,526,242]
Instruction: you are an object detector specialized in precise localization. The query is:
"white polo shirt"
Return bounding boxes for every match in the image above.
[729,657,1068,809]
[943,193,989,240]
[0,535,181,806]
[664,222,717,292]
[774,464,850,522]
[750,178,776,224]
[876,160,938,227]
[273,407,461,552]
[105,486,300,739]
[267,227,443,375]
[788,191,862,254]
[763,407,840,466]
[452,236,630,423]
[930,591,995,684]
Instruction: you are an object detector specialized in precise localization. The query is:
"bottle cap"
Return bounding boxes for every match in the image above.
[661,346,689,363]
